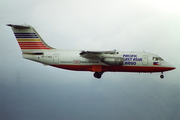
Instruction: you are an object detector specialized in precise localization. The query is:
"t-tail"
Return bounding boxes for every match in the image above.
[7,24,53,53]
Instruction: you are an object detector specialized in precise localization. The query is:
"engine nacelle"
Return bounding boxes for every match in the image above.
[101,57,124,66]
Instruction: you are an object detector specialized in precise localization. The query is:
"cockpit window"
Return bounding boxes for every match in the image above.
[159,57,164,61]
[152,57,164,61]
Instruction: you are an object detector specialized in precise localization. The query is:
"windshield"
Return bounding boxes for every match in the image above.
[152,57,164,61]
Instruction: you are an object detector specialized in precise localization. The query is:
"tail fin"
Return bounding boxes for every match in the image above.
[7,24,53,53]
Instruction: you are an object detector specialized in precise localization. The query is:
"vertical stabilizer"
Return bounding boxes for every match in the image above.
[7,24,53,53]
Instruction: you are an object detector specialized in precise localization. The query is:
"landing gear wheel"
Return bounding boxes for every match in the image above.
[160,75,164,79]
[94,72,102,79]
[160,72,164,79]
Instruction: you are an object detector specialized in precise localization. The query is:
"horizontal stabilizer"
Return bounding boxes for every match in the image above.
[7,24,31,29]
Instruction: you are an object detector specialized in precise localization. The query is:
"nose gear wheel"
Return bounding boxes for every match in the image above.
[160,72,164,79]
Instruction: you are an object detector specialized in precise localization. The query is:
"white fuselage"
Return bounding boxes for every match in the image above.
[23,49,175,73]
[7,24,175,79]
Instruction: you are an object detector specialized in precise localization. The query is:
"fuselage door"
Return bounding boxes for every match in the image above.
[53,54,59,63]
[142,55,148,65]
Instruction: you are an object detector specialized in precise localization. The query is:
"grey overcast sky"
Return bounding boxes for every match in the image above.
[0,0,180,119]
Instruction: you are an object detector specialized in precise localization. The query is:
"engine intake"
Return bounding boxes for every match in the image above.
[101,57,124,66]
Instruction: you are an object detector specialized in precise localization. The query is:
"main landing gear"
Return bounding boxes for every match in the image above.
[160,72,164,79]
[94,72,103,79]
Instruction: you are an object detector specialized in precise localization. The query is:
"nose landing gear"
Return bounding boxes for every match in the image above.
[160,72,164,79]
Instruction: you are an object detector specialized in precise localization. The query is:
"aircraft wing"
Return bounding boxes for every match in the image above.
[80,49,117,59]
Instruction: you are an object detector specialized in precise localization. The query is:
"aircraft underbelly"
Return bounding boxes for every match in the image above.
[50,64,172,72]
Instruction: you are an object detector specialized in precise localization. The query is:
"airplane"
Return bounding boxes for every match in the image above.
[7,24,175,79]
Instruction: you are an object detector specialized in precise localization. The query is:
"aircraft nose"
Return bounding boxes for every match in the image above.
[162,61,176,71]
[168,63,176,70]
[168,65,176,70]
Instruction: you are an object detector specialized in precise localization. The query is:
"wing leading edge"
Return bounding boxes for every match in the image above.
[79,49,117,58]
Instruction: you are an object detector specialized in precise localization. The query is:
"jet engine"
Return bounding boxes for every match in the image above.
[101,57,124,66]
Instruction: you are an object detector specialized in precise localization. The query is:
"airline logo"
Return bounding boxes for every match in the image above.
[73,60,80,64]
[14,33,50,49]
[153,62,159,65]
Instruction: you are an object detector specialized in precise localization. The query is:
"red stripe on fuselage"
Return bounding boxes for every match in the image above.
[50,65,175,72]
